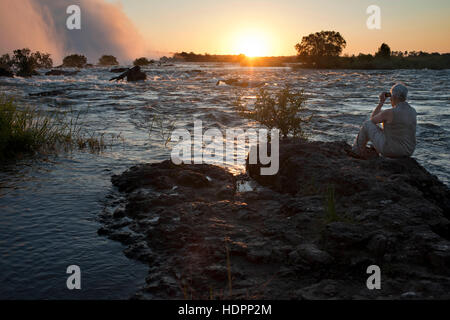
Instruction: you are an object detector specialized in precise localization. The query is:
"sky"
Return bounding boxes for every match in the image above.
[107,0,450,57]
[0,0,146,63]
[0,0,449,63]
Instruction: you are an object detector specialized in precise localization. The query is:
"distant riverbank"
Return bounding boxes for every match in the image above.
[291,54,450,70]
[165,52,450,70]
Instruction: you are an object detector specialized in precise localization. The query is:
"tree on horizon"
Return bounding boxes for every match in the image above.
[295,31,346,67]
[375,43,391,58]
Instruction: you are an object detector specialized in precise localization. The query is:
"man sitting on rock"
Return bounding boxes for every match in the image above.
[352,83,417,159]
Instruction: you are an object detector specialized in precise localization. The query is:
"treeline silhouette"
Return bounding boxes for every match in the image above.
[328,50,450,70]
[169,32,449,69]
[1,32,449,77]
[167,52,297,66]
[294,31,450,69]
[166,48,450,69]
[171,52,247,63]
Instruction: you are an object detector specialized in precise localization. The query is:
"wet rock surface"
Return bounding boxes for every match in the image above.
[0,67,14,77]
[109,66,147,82]
[29,89,66,97]
[45,69,80,76]
[216,78,265,88]
[110,67,129,73]
[100,140,450,299]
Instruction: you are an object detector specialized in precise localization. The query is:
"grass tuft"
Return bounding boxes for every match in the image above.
[322,184,354,223]
[0,95,117,161]
[324,184,338,223]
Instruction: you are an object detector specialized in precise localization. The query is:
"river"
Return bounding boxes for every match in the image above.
[0,64,448,299]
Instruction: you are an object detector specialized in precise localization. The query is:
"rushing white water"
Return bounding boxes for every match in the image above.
[0,64,449,299]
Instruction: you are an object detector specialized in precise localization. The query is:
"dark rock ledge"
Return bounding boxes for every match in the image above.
[99,140,450,299]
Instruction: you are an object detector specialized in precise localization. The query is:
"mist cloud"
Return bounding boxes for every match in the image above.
[0,0,147,64]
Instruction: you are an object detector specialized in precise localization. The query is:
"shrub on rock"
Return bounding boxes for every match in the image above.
[62,54,87,68]
[98,55,119,66]
[133,57,154,66]
[235,86,311,139]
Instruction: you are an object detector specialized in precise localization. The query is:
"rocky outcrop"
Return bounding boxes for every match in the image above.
[101,140,450,299]
[109,66,147,82]
[216,78,265,88]
[110,67,129,73]
[29,89,66,97]
[45,69,79,76]
[16,70,40,77]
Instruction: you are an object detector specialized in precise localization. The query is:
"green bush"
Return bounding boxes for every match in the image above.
[62,54,87,68]
[2,49,53,77]
[133,57,154,66]
[0,54,13,69]
[234,86,311,139]
[98,55,119,66]
[33,51,53,69]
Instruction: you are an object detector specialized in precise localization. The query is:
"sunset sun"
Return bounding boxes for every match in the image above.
[234,31,270,57]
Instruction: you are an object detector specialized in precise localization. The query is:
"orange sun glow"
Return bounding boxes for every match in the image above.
[233,31,270,57]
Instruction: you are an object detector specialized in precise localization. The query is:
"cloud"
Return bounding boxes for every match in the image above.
[0,0,62,59]
[0,0,147,64]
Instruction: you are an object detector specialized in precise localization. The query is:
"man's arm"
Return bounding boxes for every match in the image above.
[371,102,384,118]
[371,109,393,124]
[370,92,393,125]
[371,92,386,118]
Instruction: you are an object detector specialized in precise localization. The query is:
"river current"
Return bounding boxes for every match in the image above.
[0,64,448,299]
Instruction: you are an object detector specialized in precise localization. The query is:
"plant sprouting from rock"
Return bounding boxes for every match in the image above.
[324,184,338,223]
[8,49,53,77]
[148,114,177,147]
[235,86,311,139]
[133,57,154,66]
[63,54,88,68]
[98,55,119,66]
